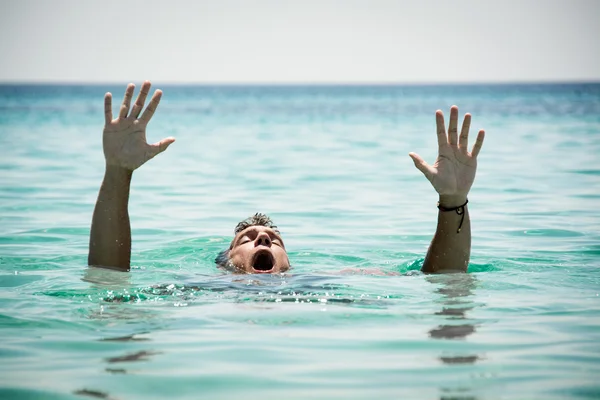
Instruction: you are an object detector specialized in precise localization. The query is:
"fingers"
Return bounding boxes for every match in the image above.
[139,89,162,124]
[149,137,176,158]
[435,110,447,149]
[104,92,112,124]
[459,113,471,150]
[119,83,135,119]
[448,105,459,146]
[471,129,485,158]
[409,152,434,181]
[130,80,151,119]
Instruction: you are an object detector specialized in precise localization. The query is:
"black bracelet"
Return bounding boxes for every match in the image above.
[437,199,468,233]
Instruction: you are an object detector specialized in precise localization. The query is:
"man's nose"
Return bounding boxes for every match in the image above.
[254,232,271,247]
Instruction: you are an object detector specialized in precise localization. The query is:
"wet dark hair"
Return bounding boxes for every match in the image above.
[214,213,279,269]
[234,213,279,235]
[214,249,232,270]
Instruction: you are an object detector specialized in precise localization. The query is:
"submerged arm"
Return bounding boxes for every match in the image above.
[88,81,174,271]
[409,106,484,273]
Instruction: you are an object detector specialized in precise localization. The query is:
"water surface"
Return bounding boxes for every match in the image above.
[1,83,600,399]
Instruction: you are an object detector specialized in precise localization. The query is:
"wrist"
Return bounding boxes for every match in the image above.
[438,194,468,208]
[104,164,133,183]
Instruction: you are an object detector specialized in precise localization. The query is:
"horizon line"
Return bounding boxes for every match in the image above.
[1,79,599,86]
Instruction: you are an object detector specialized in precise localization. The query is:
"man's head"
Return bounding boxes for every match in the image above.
[215,213,290,274]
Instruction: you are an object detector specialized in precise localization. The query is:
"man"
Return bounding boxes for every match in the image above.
[88,81,485,274]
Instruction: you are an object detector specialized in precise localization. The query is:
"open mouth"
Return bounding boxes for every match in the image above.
[252,250,275,273]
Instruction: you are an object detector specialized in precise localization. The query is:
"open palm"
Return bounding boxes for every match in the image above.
[103,81,174,171]
[409,106,485,198]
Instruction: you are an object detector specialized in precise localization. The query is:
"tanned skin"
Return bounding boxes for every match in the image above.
[88,81,174,271]
[409,107,485,273]
[88,82,485,273]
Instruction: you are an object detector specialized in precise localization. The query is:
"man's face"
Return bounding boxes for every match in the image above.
[228,225,290,274]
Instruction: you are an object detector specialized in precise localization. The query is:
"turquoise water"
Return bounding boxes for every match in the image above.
[1,83,599,399]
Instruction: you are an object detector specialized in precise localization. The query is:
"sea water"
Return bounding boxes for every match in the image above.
[0,83,599,399]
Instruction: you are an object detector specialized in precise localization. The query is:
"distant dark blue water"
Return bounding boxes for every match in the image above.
[1,83,599,399]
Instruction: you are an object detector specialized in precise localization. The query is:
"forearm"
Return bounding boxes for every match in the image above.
[88,165,133,271]
[422,195,471,273]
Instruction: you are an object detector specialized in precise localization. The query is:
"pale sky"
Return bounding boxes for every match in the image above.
[1,0,599,83]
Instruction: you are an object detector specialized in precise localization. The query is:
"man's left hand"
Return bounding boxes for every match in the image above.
[409,106,485,206]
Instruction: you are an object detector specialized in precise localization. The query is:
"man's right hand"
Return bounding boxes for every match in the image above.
[103,81,175,171]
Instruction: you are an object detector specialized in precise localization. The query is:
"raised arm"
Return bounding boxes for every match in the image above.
[88,81,175,271]
[409,106,485,273]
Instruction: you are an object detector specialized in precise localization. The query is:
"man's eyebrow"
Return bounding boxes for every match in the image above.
[269,230,285,246]
[233,227,259,244]
[271,231,283,242]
